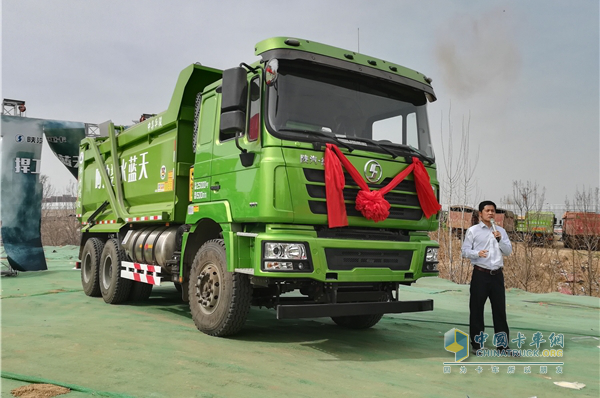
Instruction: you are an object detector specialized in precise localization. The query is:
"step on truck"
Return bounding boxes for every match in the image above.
[77,37,442,337]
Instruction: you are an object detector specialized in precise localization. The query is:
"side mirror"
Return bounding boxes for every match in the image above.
[220,67,248,135]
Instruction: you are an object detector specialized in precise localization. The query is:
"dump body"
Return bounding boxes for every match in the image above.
[514,211,556,244]
[495,208,515,233]
[562,212,600,249]
[448,205,477,237]
[77,37,441,336]
[526,211,555,234]
[77,65,223,227]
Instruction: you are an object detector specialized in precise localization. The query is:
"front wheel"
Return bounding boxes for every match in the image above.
[189,239,251,337]
[331,313,384,329]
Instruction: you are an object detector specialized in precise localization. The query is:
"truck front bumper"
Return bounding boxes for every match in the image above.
[276,299,433,319]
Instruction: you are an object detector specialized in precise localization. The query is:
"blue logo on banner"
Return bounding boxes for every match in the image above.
[445,328,470,362]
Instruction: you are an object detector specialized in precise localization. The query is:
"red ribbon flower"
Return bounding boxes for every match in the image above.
[324,143,441,228]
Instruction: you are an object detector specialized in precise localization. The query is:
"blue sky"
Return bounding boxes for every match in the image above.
[2,0,598,211]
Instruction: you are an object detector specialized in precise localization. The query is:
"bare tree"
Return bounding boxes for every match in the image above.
[40,176,80,246]
[504,180,546,292]
[564,187,600,296]
[437,105,480,283]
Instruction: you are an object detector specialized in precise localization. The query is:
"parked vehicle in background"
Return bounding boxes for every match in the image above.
[553,223,563,240]
[495,208,515,234]
[562,212,600,250]
[448,205,478,238]
[524,211,556,245]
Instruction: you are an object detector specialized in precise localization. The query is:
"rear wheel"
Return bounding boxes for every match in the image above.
[174,283,183,293]
[81,238,104,297]
[189,239,251,337]
[129,282,153,302]
[331,313,384,329]
[99,239,132,304]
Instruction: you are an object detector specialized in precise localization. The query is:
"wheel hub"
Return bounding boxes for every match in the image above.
[83,253,92,283]
[195,264,221,313]
[102,257,112,290]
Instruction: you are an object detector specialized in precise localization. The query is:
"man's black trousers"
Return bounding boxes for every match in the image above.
[469,268,509,350]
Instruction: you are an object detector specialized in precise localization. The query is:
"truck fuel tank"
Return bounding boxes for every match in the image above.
[122,226,179,267]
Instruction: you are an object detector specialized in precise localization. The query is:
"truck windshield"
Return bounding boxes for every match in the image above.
[266,59,435,159]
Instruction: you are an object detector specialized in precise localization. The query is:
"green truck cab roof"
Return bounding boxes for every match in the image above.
[118,36,435,145]
[255,37,436,101]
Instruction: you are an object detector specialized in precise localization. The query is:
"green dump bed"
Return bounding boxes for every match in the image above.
[77,64,223,228]
[525,211,555,234]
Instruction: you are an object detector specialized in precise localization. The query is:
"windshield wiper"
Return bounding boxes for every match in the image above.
[278,128,355,152]
[377,141,435,164]
[336,136,400,159]
[336,135,434,164]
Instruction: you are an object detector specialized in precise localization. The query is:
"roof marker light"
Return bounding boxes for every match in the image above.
[284,38,300,47]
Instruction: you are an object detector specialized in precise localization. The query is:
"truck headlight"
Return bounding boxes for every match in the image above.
[425,247,438,262]
[264,242,307,260]
[262,241,312,272]
[422,247,439,273]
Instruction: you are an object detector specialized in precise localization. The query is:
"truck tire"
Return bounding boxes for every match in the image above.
[81,238,103,297]
[331,313,384,329]
[129,281,153,302]
[189,239,251,337]
[99,239,133,304]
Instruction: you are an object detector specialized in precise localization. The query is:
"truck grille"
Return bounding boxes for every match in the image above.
[325,248,413,271]
[303,168,423,220]
[316,227,410,242]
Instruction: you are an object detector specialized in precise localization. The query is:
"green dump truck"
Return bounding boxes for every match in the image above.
[76,37,441,336]
[515,211,556,245]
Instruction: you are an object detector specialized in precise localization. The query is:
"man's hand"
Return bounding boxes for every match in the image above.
[478,250,488,258]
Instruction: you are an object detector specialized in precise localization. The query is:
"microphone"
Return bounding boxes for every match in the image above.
[490,219,501,242]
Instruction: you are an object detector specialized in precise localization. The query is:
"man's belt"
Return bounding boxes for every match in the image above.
[473,265,502,275]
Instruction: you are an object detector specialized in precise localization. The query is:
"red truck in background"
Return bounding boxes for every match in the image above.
[448,205,478,238]
[562,212,600,250]
[495,208,515,234]
[447,206,514,238]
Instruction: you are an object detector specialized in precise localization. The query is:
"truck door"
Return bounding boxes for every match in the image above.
[210,75,261,209]
[192,92,219,203]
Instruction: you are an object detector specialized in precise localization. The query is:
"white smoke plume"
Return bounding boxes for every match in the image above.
[435,7,521,100]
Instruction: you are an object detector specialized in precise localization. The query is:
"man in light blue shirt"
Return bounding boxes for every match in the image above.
[461,200,512,351]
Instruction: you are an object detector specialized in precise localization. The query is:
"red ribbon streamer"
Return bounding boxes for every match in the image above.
[324,143,441,228]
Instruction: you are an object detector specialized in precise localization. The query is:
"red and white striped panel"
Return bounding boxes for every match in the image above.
[121,261,162,286]
[125,215,163,222]
[80,214,163,225]
[80,219,117,225]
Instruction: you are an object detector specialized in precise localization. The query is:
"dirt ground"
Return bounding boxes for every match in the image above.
[435,231,600,297]
[1,246,599,398]
[11,383,70,398]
